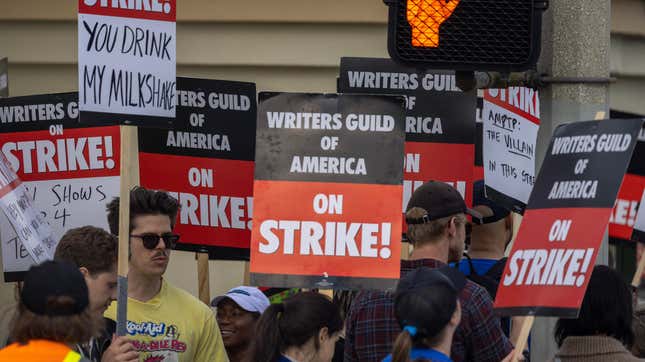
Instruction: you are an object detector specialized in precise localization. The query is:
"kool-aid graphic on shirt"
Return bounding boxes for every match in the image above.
[127,321,184,362]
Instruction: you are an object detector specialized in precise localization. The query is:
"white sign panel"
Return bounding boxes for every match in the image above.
[483,87,540,213]
[77,0,176,126]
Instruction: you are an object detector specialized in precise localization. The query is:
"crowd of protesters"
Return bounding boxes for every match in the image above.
[0,183,643,361]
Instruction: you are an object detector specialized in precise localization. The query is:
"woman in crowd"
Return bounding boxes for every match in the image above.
[249,291,343,362]
[384,266,465,362]
[0,260,100,361]
[212,286,271,362]
[553,265,644,361]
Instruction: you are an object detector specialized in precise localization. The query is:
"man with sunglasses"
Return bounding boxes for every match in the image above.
[344,181,514,362]
[104,187,229,362]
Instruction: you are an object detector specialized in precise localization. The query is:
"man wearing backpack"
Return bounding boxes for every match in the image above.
[455,180,529,356]
[455,180,513,299]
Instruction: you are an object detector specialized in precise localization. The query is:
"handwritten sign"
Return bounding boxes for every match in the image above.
[483,87,540,213]
[77,0,176,127]
[0,153,56,266]
[0,93,120,281]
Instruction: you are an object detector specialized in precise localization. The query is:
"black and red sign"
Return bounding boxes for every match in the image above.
[250,92,405,289]
[338,57,476,233]
[0,92,121,281]
[138,78,256,260]
[609,129,645,241]
[494,119,643,317]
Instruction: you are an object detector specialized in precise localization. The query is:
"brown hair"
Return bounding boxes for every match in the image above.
[250,292,342,362]
[55,226,117,275]
[406,207,465,246]
[391,329,414,362]
[106,186,180,235]
[11,296,101,345]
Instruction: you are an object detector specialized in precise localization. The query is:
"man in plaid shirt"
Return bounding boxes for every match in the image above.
[344,181,514,362]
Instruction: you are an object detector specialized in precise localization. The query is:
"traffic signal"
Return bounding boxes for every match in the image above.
[385,0,546,71]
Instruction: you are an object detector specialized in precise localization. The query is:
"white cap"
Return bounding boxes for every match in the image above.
[211,286,270,313]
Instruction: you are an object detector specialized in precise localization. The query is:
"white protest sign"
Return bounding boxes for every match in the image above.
[483,87,540,213]
[77,0,176,126]
[0,154,55,266]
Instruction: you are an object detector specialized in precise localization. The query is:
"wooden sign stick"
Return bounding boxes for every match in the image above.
[116,125,139,336]
[511,315,534,362]
[243,261,251,285]
[633,251,645,288]
[197,252,211,305]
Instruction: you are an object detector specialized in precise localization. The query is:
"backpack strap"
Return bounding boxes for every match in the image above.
[463,253,479,276]
[484,257,508,280]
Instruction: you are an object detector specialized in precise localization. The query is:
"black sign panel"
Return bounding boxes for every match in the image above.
[338,57,475,144]
[255,92,405,185]
[528,119,643,210]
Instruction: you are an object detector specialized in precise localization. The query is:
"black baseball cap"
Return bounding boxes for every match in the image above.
[406,181,482,224]
[394,266,467,338]
[21,260,89,316]
[397,266,467,294]
[473,180,511,224]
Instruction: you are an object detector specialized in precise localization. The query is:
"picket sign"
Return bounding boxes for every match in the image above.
[116,125,139,336]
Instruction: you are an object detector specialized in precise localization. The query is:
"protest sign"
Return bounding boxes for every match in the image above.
[494,118,643,317]
[77,0,176,127]
[250,92,405,289]
[609,127,645,241]
[483,87,540,213]
[0,153,56,266]
[139,77,256,260]
[338,58,475,233]
[0,93,120,281]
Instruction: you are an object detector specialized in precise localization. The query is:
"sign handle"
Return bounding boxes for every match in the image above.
[116,125,139,336]
[243,261,251,285]
[632,251,645,288]
[511,315,534,362]
[197,252,210,305]
[401,242,411,260]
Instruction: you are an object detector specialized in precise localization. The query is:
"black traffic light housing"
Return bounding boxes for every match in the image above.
[385,0,547,71]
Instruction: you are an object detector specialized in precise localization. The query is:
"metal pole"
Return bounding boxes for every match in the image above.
[530,0,611,360]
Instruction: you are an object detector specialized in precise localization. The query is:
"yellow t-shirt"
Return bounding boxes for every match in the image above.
[105,280,228,362]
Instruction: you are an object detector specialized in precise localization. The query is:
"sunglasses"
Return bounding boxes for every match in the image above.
[130,233,180,250]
